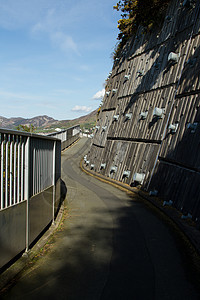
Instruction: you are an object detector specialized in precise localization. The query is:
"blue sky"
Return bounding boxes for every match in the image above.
[0,0,120,120]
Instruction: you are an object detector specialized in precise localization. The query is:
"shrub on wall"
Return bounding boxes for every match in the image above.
[113,0,171,58]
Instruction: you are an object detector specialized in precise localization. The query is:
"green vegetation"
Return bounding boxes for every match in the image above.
[113,0,170,58]
[35,118,97,135]
[16,124,36,133]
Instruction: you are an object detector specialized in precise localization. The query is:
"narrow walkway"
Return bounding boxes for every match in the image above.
[1,138,199,299]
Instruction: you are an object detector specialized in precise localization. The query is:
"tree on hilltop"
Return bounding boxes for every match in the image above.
[16,124,36,133]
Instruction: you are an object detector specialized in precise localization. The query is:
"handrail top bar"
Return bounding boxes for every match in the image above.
[0,127,60,141]
[48,124,80,136]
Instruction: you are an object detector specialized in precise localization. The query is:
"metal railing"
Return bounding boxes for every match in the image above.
[0,133,26,209]
[0,124,80,270]
[0,124,80,212]
[0,129,60,211]
[49,124,80,150]
[0,128,61,270]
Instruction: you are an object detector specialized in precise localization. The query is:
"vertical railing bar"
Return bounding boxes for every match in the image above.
[47,144,49,187]
[35,147,38,195]
[21,138,24,201]
[45,144,47,189]
[38,144,41,193]
[34,147,36,195]
[37,147,39,195]
[45,143,47,188]
[33,147,35,196]
[40,146,42,191]
[34,146,36,195]
[48,147,50,185]
[5,136,9,208]
[46,147,48,188]
[1,135,5,209]
[25,136,30,252]
[46,146,48,188]
[37,143,39,194]
[13,137,17,205]
[40,146,42,192]
[37,149,40,193]
[41,145,43,190]
[36,143,38,194]
[41,143,43,190]
[9,137,13,206]
[13,136,17,204]
[52,141,56,224]
[44,144,46,190]
[50,143,52,187]
[17,138,21,203]
[43,145,46,190]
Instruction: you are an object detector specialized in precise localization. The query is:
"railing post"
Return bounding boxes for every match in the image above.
[1,134,4,209]
[25,136,30,252]
[5,134,9,208]
[52,141,56,224]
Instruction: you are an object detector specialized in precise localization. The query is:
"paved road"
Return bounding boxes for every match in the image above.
[1,138,199,299]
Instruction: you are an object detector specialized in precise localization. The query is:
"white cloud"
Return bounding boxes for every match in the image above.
[71,105,92,113]
[50,32,80,55]
[92,89,105,100]
[31,8,59,34]
[31,7,80,56]
[31,22,43,33]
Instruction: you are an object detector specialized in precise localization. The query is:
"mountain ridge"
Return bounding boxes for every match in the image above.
[0,109,98,132]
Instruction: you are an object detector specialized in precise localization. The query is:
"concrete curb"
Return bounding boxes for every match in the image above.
[81,159,200,257]
[0,203,65,293]
[61,137,80,153]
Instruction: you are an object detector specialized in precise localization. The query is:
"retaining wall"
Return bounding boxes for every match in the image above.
[86,0,200,223]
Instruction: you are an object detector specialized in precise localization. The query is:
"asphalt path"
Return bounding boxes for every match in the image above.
[1,138,199,299]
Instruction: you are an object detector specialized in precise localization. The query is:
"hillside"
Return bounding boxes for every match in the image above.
[47,109,98,132]
[0,109,98,133]
[0,115,56,130]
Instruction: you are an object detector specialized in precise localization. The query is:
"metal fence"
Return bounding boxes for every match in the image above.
[0,133,27,210]
[0,129,59,211]
[49,124,80,150]
[0,124,80,270]
[0,129,61,270]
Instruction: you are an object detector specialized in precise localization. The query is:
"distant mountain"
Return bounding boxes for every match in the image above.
[43,109,98,133]
[56,109,98,128]
[0,115,56,129]
[0,109,98,132]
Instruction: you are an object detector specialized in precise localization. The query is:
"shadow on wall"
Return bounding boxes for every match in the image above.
[177,43,200,94]
[120,6,200,221]
[54,178,67,221]
[87,3,200,220]
[148,101,200,222]
[61,178,67,202]
[121,4,199,115]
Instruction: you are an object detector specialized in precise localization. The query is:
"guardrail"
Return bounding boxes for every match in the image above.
[0,124,80,271]
[48,124,80,150]
[0,130,59,210]
[0,128,61,271]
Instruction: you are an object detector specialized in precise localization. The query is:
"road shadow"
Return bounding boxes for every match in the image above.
[1,189,200,300]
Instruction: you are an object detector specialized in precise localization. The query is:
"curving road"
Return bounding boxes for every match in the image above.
[1,138,199,299]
